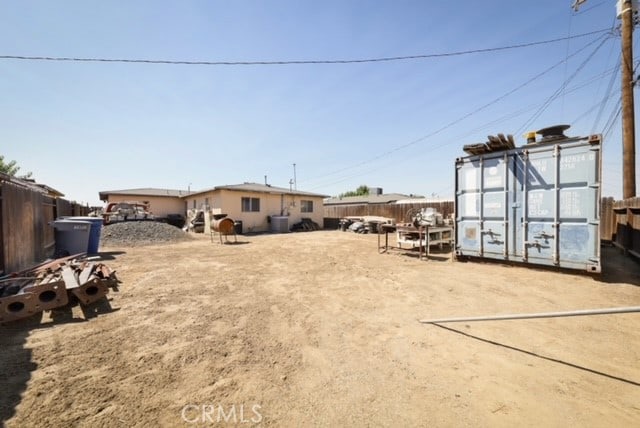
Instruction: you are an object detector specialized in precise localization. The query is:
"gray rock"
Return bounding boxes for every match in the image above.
[101,221,193,247]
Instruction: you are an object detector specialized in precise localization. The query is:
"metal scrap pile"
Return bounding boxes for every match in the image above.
[290,218,320,232]
[0,256,119,324]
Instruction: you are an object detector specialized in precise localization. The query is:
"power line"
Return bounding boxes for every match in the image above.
[603,99,623,138]
[302,33,613,186]
[0,29,610,66]
[516,34,610,135]
[591,54,621,133]
[309,63,616,192]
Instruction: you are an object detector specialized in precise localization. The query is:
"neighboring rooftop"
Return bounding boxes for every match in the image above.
[187,182,329,198]
[324,193,410,205]
[99,188,190,201]
[1,173,65,197]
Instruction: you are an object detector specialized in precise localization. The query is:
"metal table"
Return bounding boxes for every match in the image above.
[378,223,453,260]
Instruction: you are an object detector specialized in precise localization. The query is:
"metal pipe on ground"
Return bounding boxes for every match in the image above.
[419,306,640,324]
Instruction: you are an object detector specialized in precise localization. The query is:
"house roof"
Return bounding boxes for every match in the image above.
[187,182,329,198]
[324,193,410,205]
[34,183,65,197]
[98,188,190,201]
[0,174,65,197]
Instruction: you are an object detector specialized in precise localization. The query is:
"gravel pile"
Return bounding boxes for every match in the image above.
[100,221,193,247]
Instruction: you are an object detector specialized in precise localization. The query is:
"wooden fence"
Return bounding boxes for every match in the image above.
[324,201,454,226]
[600,197,616,243]
[0,176,89,274]
[610,197,640,258]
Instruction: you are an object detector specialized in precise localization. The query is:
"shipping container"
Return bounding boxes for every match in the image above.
[455,132,602,273]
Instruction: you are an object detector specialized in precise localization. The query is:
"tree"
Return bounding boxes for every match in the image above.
[339,185,369,198]
[0,155,32,178]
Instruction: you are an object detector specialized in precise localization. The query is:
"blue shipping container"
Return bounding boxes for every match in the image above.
[455,134,602,273]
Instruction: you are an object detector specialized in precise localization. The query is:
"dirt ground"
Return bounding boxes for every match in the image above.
[2,230,639,427]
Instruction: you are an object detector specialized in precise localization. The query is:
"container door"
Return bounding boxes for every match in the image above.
[456,154,509,259]
[556,144,601,271]
[523,148,557,265]
[456,159,481,257]
[522,142,601,271]
[480,155,508,258]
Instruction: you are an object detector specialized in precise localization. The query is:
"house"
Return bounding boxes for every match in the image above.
[98,188,190,219]
[184,183,328,233]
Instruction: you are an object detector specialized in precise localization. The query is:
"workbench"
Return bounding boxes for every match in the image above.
[378,223,453,260]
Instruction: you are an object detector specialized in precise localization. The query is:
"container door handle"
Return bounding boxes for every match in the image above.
[533,231,554,240]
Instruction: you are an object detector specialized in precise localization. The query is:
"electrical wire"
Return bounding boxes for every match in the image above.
[602,99,622,138]
[310,69,613,193]
[307,42,620,192]
[301,33,613,186]
[0,29,610,66]
[516,34,611,135]
[591,56,621,133]
[561,5,575,119]
[573,88,620,125]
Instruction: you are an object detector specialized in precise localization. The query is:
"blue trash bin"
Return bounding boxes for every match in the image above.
[62,216,104,254]
[52,220,91,257]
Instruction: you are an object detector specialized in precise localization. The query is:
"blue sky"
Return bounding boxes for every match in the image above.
[0,0,636,205]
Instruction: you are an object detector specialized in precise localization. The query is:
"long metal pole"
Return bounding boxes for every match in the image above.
[419,306,640,324]
[293,163,297,190]
[621,0,636,198]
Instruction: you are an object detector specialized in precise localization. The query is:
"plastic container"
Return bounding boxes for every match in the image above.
[61,216,103,254]
[234,220,243,235]
[52,220,91,257]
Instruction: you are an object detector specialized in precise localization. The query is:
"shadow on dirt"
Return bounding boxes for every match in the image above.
[598,245,640,285]
[89,250,127,261]
[0,319,37,425]
[450,245,640,284]
[0,296,120,423]
[221,241,251,246]
[431,323,640,387]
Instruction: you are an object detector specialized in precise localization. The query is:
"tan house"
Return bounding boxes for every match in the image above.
[184,183,328,233]
[98,188,190,219]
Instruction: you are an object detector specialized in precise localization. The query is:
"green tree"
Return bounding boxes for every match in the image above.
[0,155,32,178]
[339,185,369,198]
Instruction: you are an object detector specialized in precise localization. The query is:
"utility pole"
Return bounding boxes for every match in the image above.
[293,163,297,191]
[620,0,637,198]
[576,0,637,198]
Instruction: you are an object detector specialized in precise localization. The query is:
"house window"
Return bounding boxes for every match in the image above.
[192,199,196,209]
[301,200,313,213]
[241,197,260,212]
[205,197,209,209]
